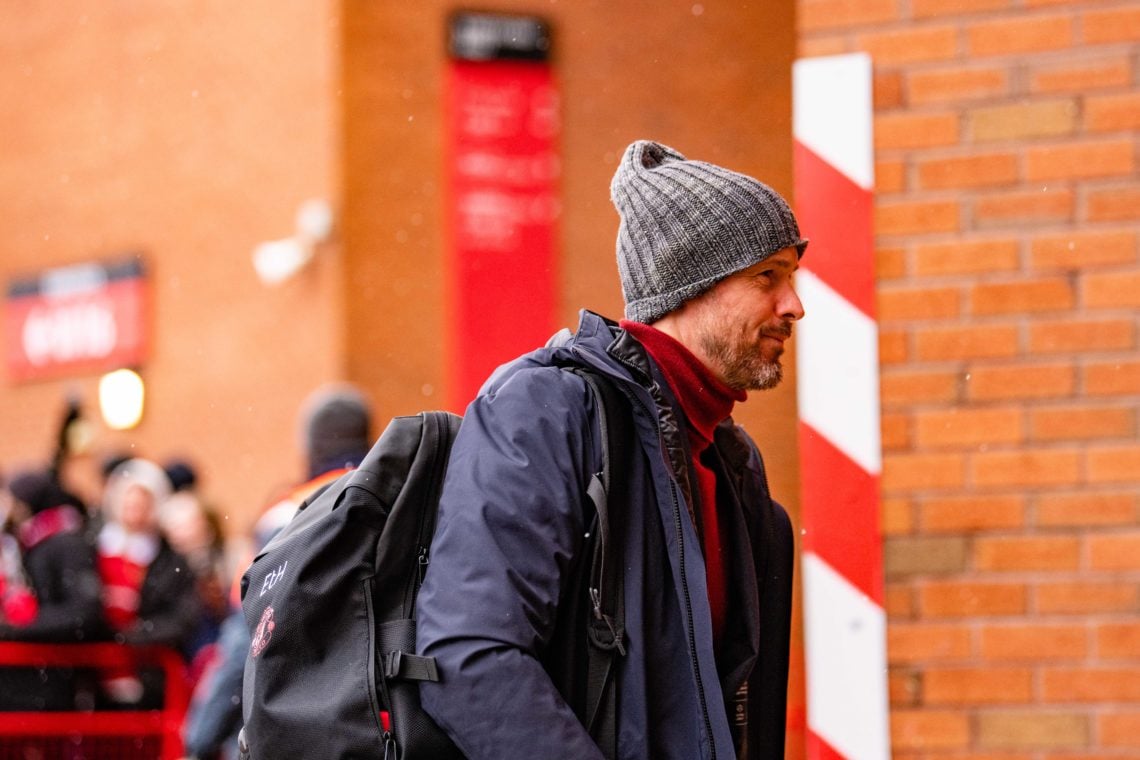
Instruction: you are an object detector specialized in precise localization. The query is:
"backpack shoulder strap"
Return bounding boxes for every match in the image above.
[571,368,634,760]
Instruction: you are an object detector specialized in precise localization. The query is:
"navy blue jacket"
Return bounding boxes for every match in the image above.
[417,311,794,760]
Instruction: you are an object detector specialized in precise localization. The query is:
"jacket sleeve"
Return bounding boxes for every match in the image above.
[416,366,607,760]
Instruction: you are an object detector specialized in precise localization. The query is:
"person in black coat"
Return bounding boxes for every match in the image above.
[0,469,105,710]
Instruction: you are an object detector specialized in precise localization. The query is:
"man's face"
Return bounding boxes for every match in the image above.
[685,246,804,391]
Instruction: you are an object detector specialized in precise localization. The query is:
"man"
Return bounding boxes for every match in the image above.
[417,140,806,759]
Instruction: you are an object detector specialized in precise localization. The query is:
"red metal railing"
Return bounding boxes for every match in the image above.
[0,642,189,760]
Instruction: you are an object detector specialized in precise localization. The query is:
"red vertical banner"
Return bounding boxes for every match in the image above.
[445,13,559,410]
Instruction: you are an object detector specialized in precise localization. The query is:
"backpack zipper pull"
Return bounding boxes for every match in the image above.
[416,547,430,587]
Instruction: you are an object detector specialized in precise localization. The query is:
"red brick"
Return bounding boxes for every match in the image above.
[1097,623,1140,660]
[1085,359,1140,396]
[882,370,960,406]
[1025,139,1135,182]
[916,324,1019,361]
[1043,668,1140,701]
[967,15,1074,56]
[972,449,1083,489]
[1101,711,1140,748]
[1082,6,1140,44]
[1029,404,1135,442]
[914,238,1020,276]
[1085,92,1140,133]
[886,537,970,576]
[875,70,904,110]
[876,158,907,194]
[1030,55,1133,94]
[1030,229,1137,270]
[889,622,973,663]
[974,535,1081,570]
[1028,318,1135,354]
[877,199,960,236]
[1037,581,1138,615]
[921,494,1026,533]
[882,411,911,451]
[973,188,1074,226]
[875,111,960,151]
[889,669,920,706]
[886,583,916,616]
[799,0,899,31]
[918,152,1019,190]
[916,407,1023,449]
[980,623,1088,660]
[882,452,967,491]
[1087,186,1140,222]
[912,0,1008,19]
[1089,530,1140,570]
[1036,491,1137,527]
[1083,269,1140,309]
[876,245,908,279]
[1087,444,1140,485]
[924,667,1033,704]
[882,496,915,536]
[879,285,960,320]
[856,25,958,65]
[970,277,1074,315]
[891,709,971,750]
[908,66,1009,105]
[880,328,910,364]
[920,580,1027,617]
[968,99,1078,142]
[976,711,1089,748]
[966,363,1075,401]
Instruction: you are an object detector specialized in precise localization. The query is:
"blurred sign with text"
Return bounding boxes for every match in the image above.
[5,257,150,383]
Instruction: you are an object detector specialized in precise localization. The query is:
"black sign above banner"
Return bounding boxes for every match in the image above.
[448,11,551,62]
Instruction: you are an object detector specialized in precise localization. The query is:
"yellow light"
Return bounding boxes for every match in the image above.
[99,369,145,430]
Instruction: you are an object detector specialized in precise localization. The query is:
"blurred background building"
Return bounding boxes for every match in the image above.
[0,1,1136,758]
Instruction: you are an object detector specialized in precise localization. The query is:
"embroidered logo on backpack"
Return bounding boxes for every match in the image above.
[251,605,276,658]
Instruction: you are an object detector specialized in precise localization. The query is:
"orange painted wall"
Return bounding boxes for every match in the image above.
[0,4,344,523]
[799,0,1140,756]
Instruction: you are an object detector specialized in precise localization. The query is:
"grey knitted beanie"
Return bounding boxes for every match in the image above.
[611,140,808,324]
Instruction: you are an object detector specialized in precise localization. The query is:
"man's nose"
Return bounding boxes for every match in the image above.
[781,282,805,322]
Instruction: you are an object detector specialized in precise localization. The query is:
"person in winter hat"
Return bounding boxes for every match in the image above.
[297,383,373,479]
[417,140,805,759]
[97,458,200,705]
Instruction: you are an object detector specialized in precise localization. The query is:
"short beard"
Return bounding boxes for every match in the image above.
[699,325,789,392]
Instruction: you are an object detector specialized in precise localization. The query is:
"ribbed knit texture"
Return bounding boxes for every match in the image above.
[611,140,808,324]
[622,319,745,647]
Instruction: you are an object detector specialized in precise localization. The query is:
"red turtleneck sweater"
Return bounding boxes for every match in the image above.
[620,320,746,645]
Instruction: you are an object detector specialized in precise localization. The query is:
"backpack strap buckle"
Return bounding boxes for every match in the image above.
[382,650,440,682]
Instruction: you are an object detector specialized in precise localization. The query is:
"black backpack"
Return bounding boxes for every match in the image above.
[239,370,631,759]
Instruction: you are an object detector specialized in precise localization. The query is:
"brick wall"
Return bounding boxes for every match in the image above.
[799,1,1139,757]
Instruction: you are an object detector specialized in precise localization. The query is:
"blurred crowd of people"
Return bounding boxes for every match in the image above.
[0,383,375,760]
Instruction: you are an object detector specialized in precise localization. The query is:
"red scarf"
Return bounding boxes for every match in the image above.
[17,505,83,550]
[620,320,745,645]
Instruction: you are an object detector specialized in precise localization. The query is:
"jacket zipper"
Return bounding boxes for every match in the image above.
[618,376,718,760]
[669,479,717,760]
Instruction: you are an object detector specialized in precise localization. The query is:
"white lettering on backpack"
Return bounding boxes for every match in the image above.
[260,560,288,597]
